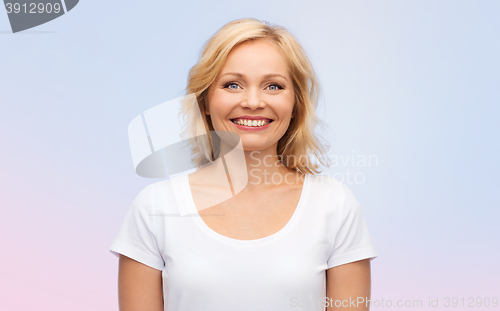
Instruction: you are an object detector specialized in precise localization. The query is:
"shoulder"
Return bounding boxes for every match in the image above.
[305,173,367,220]
[303,173,348,214]
[308,175,363,211]
[130,177,183,214]
[134,179,174,199]
[307,173,345,194]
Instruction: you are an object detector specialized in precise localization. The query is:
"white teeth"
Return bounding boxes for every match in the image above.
[233,119,270,127]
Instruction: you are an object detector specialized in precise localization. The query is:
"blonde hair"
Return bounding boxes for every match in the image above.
[180,18,330,174]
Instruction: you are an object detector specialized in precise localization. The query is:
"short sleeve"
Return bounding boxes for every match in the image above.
[327,183,378,269]
[109,185,165,271]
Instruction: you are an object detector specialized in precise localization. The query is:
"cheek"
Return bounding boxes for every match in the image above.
[208,91,235,118]
[207,92,227,122]
[276,94,295,117]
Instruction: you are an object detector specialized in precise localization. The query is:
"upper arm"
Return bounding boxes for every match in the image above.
[326,258,372,310]
[118,254,164,311]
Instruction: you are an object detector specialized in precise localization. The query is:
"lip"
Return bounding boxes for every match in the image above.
[230,119,273,131]
[231,115,273,122]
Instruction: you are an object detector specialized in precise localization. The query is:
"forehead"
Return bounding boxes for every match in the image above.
[218,39,290,77]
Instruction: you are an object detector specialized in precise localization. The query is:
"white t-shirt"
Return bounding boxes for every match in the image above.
[109,173,378,311]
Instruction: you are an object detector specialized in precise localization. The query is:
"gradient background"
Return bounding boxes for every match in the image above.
[1,1,499,310]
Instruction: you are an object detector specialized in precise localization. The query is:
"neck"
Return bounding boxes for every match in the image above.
[216,139,296,189]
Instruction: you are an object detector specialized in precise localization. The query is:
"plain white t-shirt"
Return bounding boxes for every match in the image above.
[109,173,378,311]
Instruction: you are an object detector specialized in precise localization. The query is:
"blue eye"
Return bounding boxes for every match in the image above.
[268,84,283,91]
[224,82,239,90]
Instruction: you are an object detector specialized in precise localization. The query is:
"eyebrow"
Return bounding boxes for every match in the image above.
[220,72,288,81]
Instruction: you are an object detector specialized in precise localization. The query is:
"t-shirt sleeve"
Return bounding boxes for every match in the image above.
[327,183,378,269]
[109,185,165,271]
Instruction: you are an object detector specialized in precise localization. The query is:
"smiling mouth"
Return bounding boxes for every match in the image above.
[230,119,274,127]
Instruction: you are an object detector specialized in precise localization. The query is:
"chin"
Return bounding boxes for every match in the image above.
[239,141,274,152]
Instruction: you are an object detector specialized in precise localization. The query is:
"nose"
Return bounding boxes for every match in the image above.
[241,87,265,109]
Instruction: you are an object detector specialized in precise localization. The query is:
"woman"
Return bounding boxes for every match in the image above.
[110,18,378,311]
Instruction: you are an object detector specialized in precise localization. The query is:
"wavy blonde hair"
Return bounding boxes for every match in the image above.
[180,18,330,174]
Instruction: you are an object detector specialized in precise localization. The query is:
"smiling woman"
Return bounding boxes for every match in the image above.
[206,39,296,154]
[110,18,378,311]
[184,19,329,173]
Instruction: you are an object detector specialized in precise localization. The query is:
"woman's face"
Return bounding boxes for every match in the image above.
[206,39,295,152]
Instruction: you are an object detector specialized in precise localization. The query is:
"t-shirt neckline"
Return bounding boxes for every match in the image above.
[182,172,311,247]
